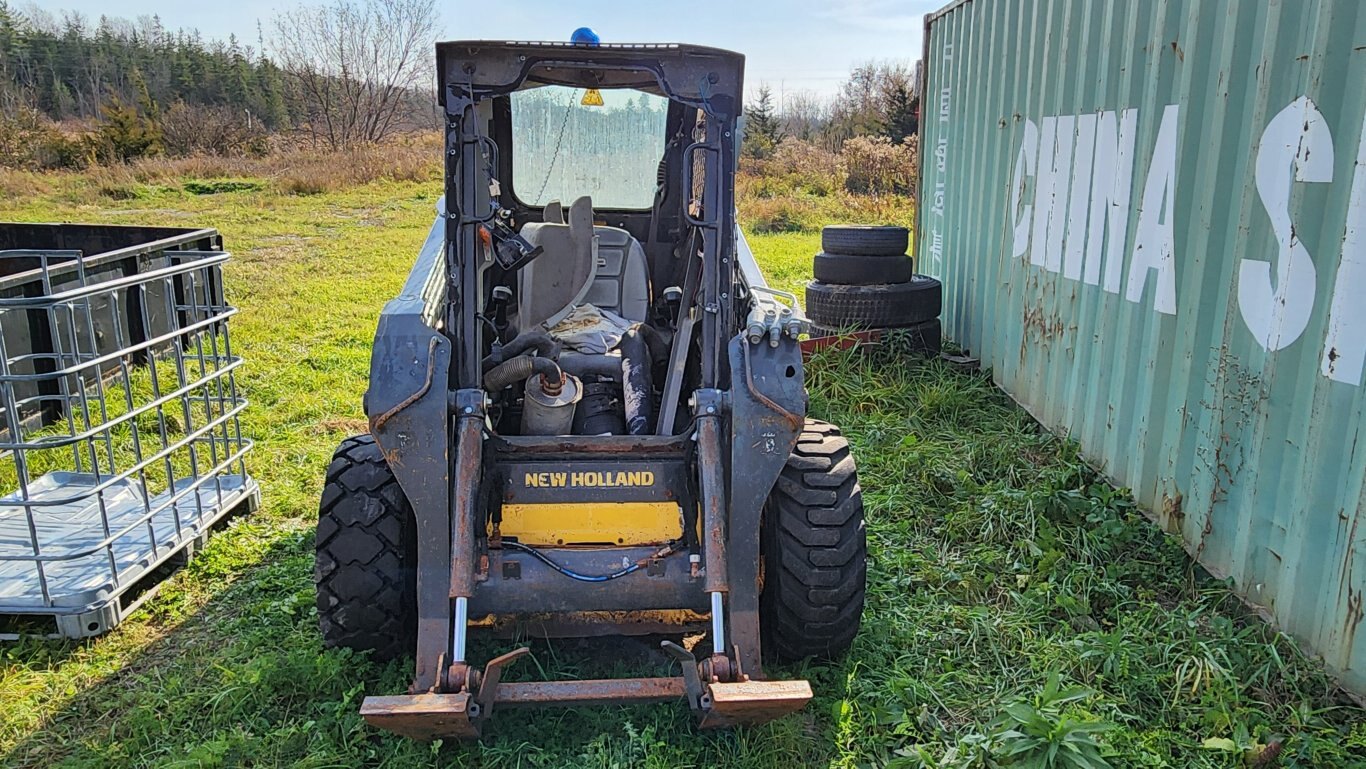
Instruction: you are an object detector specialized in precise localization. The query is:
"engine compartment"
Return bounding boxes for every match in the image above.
[479,195,694,438]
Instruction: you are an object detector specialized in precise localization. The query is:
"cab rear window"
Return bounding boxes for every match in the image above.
[511,86,669,210]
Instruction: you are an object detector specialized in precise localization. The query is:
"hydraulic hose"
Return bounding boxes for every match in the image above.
[633,322,669,363]
[483,353,562,392]
[502,540,681,583]
[502,541,640,582]
[618,325,654,435]
[558,351,623,381]
[502,331,561,361]
[481,330,561,372]
[558,324,668,382]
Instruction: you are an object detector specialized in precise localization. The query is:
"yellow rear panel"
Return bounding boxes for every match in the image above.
[495,502,682,546]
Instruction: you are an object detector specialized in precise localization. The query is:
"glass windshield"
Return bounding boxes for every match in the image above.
[511,86,669,209]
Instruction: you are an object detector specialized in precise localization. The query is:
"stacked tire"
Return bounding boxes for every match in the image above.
[806,225,942,356]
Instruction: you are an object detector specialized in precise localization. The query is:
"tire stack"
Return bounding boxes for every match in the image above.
[806,225,943,356]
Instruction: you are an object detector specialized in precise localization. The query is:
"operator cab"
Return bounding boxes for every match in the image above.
[448,46,735,439]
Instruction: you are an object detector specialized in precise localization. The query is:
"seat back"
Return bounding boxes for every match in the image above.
[585,226,650,322]
[518,196,597,330]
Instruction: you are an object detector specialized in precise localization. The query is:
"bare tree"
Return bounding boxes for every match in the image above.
[272,0,437,149]
[822,60,915,149]
[779,90,829,143]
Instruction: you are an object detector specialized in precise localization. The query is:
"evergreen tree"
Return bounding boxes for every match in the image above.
[0,5,306,127]
[93,95,161,160]
[744,83,783,159]
[884,81,918,141]
[0,2,19,108]
[254,57,290,129]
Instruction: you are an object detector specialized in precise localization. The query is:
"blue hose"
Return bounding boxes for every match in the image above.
[501,541,640,582]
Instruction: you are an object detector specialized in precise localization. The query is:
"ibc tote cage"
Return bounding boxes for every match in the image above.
[0,225,257,638]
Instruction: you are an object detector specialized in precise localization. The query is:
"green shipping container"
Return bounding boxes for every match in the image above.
[919,0,1366,691]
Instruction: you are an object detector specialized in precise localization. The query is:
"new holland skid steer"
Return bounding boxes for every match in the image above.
[314,37,867,738]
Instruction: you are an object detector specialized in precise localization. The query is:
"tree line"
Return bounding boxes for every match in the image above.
[742,61,920,159]
[0,2,293,129]
[0,0,438,167]
[2,0,912,175]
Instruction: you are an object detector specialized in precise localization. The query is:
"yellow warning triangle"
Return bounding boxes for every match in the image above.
[580,88,604,107]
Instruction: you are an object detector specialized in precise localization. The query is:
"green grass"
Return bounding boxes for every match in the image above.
[0,176,1362,768]
[745,230,824,299]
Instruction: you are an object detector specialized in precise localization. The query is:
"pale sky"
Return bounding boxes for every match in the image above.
[25,0,937,101]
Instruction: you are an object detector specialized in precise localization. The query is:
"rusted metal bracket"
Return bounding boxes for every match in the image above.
[371,335,440,432]
[361,692,480,740]
[660,640,706,709]
[697,680,813,729]
[726,335,805,680]
[366,675,811,738]
[474,646,530,720]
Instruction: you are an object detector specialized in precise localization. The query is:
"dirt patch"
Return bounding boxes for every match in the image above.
[315,417,368,435]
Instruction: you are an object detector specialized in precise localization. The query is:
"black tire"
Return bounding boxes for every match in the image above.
[807,319,941,357]
[315,434,416,661]
[820,225,909,257]
[805,275,942,329]
[901,318,942,357]
[812,252,914,285]
[762,419,866,661]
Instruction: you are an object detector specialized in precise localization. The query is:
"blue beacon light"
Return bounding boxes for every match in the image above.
[570,27,600,46]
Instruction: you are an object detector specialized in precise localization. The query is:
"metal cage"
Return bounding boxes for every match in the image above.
[0,242,258,638]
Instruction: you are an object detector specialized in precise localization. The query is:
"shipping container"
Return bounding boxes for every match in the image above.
[919,0,1366,692]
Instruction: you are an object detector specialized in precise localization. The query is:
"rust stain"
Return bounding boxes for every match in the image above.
[494,677,686,707]
[1020,305,1070,341]
[1343,586,1364,654]
[1338,510,1363,654]
[1195,511,1214,561]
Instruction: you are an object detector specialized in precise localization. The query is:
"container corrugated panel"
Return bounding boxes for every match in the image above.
[919,0,1366,692]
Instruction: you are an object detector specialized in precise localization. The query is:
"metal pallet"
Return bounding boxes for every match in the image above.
[0,230,256,638]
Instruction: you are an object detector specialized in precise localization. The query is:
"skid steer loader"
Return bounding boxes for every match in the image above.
[314,38,867,739]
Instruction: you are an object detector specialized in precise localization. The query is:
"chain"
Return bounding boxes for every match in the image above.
[534,89,578,205]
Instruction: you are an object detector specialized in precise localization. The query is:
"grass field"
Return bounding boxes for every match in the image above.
[1,170,1363,768]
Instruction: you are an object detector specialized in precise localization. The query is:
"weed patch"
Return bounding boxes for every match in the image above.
[183,179,265,195]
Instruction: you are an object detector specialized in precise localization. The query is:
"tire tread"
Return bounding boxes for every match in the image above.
[762,420,867,661]
[805,277,942,329]
[315,434,416,661]
[820,225,909,256]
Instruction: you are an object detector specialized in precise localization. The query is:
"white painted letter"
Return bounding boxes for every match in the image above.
[1086,109,1138,292]
[1043,115,1075,273]
[1029,117,1058,267]
[1127,104,1180,315]
[1240,96,1333,351]
[1322,109,1366,383]
[1011,119,1039,259]
[1063,113,1098,281]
